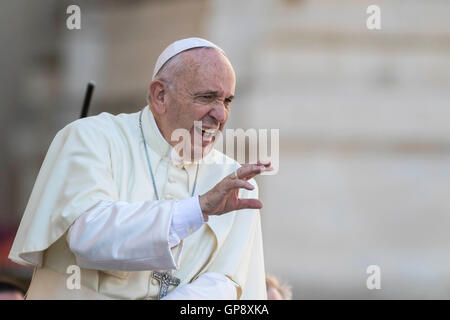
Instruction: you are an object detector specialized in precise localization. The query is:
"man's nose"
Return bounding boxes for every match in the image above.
[209,102,226,124]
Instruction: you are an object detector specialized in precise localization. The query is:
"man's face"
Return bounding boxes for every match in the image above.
[159,48,236,160]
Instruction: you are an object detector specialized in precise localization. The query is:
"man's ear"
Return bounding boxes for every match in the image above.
[149,80,166,115]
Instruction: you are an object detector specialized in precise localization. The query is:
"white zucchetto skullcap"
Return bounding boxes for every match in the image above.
[152,37,224,80]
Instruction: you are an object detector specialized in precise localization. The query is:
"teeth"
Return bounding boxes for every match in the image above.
[195,127,217,141]
[203,128,217,134]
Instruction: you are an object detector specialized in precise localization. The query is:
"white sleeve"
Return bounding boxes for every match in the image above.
[67,197,204,271]
[169,195,205,247]
[162,272,238,300]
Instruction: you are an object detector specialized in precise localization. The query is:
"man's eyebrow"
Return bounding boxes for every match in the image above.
[192,91,235,102]
[193,90,220,96]
[193,91,234,99]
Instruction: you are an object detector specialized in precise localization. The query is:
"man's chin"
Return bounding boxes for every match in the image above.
[191,143,214,161]
[189,135,218,159]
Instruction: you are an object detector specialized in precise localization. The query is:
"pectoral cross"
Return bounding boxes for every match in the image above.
[152,271,181,299]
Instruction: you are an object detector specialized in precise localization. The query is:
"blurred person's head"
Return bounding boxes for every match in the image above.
[148,39,235,161]
[0,279,26,300]
[266,274,292,300]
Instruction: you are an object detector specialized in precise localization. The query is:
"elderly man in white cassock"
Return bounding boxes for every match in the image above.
[9,38,272,300]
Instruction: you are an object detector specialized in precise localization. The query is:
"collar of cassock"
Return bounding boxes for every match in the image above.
[140,105,234,248]
[141,105,198,168]
[140,106,200,195]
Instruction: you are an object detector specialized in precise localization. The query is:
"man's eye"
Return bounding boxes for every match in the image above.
[224,99,233,107]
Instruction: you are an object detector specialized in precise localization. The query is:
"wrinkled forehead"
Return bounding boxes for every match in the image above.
[168,48,236,93]
[184,48,233,74]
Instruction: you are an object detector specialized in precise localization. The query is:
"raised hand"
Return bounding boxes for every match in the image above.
[199,161,272,218]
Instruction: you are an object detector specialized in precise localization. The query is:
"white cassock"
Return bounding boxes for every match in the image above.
[8,106,267,300]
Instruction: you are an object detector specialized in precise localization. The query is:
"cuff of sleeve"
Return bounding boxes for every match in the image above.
[169,196,205,247]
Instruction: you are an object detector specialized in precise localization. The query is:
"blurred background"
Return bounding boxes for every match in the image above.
[1,0,450,299]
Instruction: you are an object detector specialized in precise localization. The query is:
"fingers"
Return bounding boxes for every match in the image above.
[229,169,238,180]
[234,162,274,181]
[226,178,255,191]
[235,164,261,180]
[257,160,271,167]
[236,198,263,210]
[224,179,263,210]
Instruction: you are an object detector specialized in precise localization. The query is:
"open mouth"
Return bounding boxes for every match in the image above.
[194,126,218,143]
